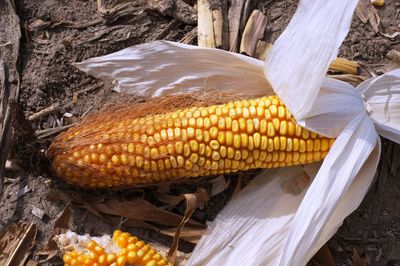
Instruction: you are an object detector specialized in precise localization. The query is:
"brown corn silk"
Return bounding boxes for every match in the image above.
[48,94,335,188]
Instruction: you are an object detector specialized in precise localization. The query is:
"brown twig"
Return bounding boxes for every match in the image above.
[152,19,181,41]
[28,103,61,121]
[36,124,78,139]
[179,26,197,44]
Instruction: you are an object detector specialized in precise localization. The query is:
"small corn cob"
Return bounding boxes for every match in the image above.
[49,95,335,188]
[62,230,171,266]
[370,0,384,6]
[329,58,359,75]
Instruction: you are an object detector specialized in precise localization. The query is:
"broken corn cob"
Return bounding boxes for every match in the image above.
[62,230,171,266]
[370,0,384,6]
[49,95,334,188]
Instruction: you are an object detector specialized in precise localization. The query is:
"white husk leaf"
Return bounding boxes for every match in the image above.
[74,41,273,99]
[296,77,364,138]
[357,69,400,143]
[264,0,359,119]
[279,114,378,265]
[185,166,314,266]
[72,1,400,264]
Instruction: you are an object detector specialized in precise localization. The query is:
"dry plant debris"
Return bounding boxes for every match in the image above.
[356,0,381,33]
[0,0,21,190]
[0,222,37,266]
[197,0,229,49]
[240,10,268,57]
[148,0,197,25]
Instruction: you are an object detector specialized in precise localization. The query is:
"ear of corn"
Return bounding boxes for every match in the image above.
[49,95,335,188]
[62,230,171,266]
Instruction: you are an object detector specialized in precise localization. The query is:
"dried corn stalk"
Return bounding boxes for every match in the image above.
[239,10,268,57]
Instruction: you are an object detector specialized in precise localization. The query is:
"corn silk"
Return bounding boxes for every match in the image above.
[73,0,400,264]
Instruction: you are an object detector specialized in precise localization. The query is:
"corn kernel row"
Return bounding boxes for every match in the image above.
[49,95,335,188]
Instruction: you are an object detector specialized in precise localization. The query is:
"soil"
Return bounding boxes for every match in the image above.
[1,0,400,265]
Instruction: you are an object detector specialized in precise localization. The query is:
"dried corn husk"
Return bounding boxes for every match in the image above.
[72,0,400,264]
[74,41,272,98]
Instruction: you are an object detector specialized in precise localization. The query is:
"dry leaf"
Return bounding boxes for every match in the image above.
[161,227,206,241]
[352,247,371,266]
[210,175,229,197]
[0,222,37,266]
[254,40,272,61]
[155,185,185,207]
[91,197,198,226]
[195,187,209,209]
[53,205,71,231]
[356,0,380,33]
[310,244,336,266]
[167,193,197,264]
[240,10,268,57]
[386,50,400,64]
[25,260,38,266]
[36,206,71,262]
[327,74,366,84]
[47,189,202,228]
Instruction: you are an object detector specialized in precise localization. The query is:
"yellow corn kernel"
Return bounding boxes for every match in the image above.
[238,118,246,130]
[241,134,248,148]
[269,105,278,116]
[49,95,335,188]
[62,230,171,266]
[233,134,241,149]
[247,119,254,134]
[226,131,233,146]
[321,139,330,151]
[217,132,226,144]
[209,127,219,139]
[299,140,306,153]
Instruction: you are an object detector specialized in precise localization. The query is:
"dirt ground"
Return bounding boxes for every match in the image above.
[1,0,400,265]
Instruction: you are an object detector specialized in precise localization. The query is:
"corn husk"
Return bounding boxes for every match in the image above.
[73,0,400,264]
[74,41,272,98]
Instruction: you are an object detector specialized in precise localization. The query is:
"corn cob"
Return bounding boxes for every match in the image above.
[49,95,335,188]
[329,58,359,75]
[370,0,384,6]
[61,230,171,266]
